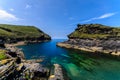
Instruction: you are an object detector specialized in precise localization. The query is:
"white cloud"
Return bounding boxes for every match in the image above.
[98,13,116,19]
[25,4,31,9]
[9,8,14,11]
[0,9,19,21]
[82,12,117,23]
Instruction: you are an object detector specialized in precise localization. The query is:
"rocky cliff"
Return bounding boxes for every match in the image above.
[0,24,51,43]
[68,24,120,39]
[57,24,120,56]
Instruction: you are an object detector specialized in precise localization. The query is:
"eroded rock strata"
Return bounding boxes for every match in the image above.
[57,24,120,56]
[0,24,67,80]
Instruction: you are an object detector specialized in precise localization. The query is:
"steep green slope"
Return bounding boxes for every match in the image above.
[0,24,51,43]
[68,24,120,39]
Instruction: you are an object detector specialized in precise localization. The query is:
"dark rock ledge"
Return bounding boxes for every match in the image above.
[57,39,120,57]
[0,45,67,80]
[57,24,120,58]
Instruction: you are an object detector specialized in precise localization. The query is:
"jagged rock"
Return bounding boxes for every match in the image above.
[68,24,120,39]
[49,64,69,80]
[57,24,120,57]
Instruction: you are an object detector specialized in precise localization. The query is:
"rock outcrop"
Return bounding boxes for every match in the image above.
[0,24,52,80]
[49,64,69,80]
[0,46,50,80]
[57,24,120,56]
[0,39,67,80]
[68,24,120,39]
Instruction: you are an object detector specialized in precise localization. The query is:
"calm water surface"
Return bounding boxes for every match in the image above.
[18,39,120,80]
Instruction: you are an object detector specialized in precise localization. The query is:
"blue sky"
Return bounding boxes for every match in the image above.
[0,0,120,39]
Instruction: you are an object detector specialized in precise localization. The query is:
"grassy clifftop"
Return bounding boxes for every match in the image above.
[68,24,120,39]
[0,24,51,43]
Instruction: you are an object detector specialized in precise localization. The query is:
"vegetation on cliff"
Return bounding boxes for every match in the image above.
[68,24,120,39]
[0,50,7,60]
[0,24,51,43]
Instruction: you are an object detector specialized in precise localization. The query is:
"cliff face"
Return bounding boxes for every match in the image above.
[57,24,120,56]
[68,24,120,39]
[0,24,51,43]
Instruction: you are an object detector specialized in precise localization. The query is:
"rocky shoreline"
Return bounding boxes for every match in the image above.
[4,40,50,47]
[0,42,68,80]
[57,24,120,58]
[57,39,120,57]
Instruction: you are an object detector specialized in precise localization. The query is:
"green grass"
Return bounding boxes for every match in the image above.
[0,24,44,37]
[70,31,109,39]
[0,50,7,60]
[68,24,120,39]
[0,29,13,37]
[0,24,51,42]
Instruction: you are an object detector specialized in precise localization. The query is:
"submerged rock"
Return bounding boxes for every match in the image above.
[49,64,69,80]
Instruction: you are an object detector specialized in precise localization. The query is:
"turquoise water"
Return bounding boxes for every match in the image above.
[18,39,120,80]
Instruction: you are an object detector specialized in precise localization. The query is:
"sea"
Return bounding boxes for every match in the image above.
[18,39,120,80]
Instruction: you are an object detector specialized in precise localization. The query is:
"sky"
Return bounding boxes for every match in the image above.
[0,0,120,39]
